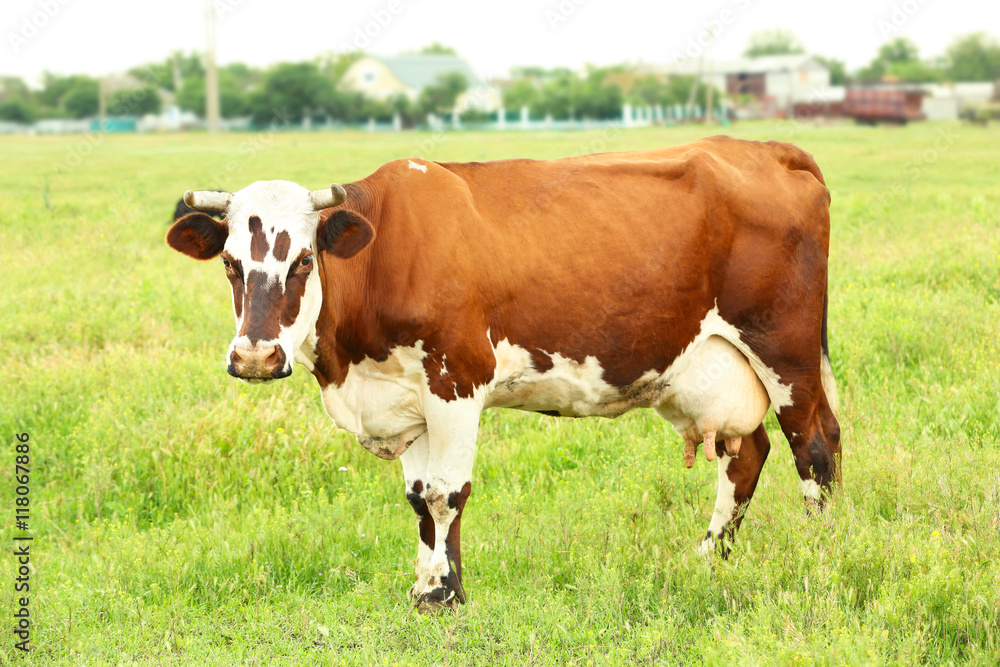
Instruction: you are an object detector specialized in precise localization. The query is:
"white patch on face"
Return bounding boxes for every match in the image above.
[408,159,428,173]
[222,180,325,374]
[699,454,736,555]
[801,479,822,501]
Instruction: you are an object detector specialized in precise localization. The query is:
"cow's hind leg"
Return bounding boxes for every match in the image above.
[700,423,771,557]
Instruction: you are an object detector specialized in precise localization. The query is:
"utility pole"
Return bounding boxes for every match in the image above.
[98,76,106,132]
[705,46,714,124]
[172,52,182,94]
[684,62,699,124]
[204,0,220,133]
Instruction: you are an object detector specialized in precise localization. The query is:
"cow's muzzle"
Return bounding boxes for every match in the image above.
[228,342,290,380]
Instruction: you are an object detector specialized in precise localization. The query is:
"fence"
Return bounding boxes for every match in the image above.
[0,103,731,135]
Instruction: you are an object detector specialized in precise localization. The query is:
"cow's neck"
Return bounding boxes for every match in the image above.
[308,179,390,390]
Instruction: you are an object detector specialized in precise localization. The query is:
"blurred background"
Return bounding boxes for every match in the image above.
[2,0,1000,134]
[3,2,1000,663]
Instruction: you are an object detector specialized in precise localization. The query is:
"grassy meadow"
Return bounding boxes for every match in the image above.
[1,121,999,665]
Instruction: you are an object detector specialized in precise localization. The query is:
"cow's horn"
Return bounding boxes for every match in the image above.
[309,184,347,211]
[184,190,231,212]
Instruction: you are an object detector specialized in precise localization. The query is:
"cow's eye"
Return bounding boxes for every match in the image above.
[222,257,232,270]
[300,255,312,267]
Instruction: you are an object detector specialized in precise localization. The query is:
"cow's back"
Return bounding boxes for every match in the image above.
[415,137,830,388]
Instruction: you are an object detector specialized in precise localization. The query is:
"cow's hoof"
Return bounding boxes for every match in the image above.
[413,586,460,614]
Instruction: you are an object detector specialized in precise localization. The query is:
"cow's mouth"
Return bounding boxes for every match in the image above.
[242,377,276,384]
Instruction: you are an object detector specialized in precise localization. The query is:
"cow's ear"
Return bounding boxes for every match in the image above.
[317,209,375,259]
[166,212,229,260]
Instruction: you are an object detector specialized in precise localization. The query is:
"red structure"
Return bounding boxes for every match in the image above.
[844,88,925,124]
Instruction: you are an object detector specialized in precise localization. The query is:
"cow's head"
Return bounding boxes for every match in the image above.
[166,180,374,381]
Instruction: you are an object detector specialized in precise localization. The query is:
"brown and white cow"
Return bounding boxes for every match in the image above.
[166,136,841,610]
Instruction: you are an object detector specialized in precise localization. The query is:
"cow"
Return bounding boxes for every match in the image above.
[165,136,841,611]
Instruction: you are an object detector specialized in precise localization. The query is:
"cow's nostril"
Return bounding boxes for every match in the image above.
[264,346,282,370]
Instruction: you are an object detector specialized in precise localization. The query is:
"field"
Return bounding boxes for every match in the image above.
[1,121,999,665]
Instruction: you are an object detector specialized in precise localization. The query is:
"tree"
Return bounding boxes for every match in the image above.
[318,51,364,83]
[0,77,36,123]
[627,74,718,110]
[743,29,805,58]
[947,33,1000,81]
[62,81,99,118]
[36,74,98,118]
[575,68,624,119]
[38,73,87,108]
[886,60,943,83]
[857,38,942,82]
[418,43,457,55]
[0,98,35,123]
[418,71,468,115]
[129,52,204,92]
[178,69,251,118]
[531,71,579,118]
[877,37,920,64]
[510,66,574,80]
[502,79,538,110]
[815,56,846,86]
[323,89,370,123]
[107,87,162,116]
[629,74,674,106]
[0,77,31,102]
[249,62,336,125]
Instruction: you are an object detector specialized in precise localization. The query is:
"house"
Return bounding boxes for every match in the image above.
[339,54,500,112]
[652,54,836,117]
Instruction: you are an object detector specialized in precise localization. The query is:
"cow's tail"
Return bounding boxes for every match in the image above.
[820,286,840,418]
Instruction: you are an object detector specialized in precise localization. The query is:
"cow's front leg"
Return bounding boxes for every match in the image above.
[411,399,480,611]
[400,431,434,599]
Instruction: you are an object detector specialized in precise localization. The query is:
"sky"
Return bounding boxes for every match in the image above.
[3,0,999,87]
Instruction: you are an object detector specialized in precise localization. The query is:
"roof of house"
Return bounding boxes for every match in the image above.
[375,54,486,91]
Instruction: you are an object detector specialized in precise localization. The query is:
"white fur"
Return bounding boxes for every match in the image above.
[801,479,822,501]
[820,353,840,418]
[418,392,481,599]
[319,343,429,459]
[319,336,484,601]
[222,180,325,376]
[484,306,788,433]
[399,432,435,593]
[408,160,428,173]
[699,454,737,555]
[655,335,770,446]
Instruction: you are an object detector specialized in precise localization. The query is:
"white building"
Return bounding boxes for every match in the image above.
[339,54,500,112]
[654,54,834,113]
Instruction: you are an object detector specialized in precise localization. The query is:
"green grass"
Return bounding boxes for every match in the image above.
[1,121,999,665]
